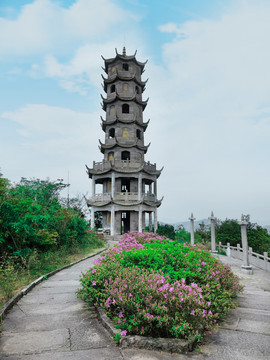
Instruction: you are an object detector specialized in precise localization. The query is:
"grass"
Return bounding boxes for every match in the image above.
[0,241,106,309]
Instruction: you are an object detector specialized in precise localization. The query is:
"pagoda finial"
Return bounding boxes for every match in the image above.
[123,46,126,56]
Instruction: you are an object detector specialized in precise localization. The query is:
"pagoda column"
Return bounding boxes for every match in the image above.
[92,175,96,198]
[138,206,143,232]
[110,205,115,235]
[149,212,152,232]
[138,173,142,200]
[154,208,158,232]
[91,207,95,229]
[111,172,115,199]
[154,179,157,199]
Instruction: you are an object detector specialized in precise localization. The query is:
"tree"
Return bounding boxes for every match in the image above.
[0,176,94,265]
[157,223,175,240]
[215,219,241,246]
[195,221,210,243]
[216,219,270,254]
[175,227,190,243]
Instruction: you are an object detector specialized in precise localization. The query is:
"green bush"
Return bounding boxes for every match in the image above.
[78,232,242,341]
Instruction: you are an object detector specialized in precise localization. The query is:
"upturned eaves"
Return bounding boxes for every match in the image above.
[100,115,150,131]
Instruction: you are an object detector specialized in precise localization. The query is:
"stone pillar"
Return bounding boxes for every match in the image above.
[238,214,253,274]
[189,212,196,246]
[142,211,145,232]
[110,205,115,236]
[91,207,95,229]
[92,175,96,197]
[154,208,158,232]
[149,212,152,232]
[111,172,115,199]
[208,211,217,253]
[138,173,142,200]
[138,207,142,233]
[154,179,157,196]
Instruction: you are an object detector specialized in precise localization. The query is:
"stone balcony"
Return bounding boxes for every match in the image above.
[91,192,157,203]
[91,160,157,172]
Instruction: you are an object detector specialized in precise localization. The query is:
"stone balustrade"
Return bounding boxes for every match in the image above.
[92,193,111,202]
[114,192,138,201]
[144,161,157,172]
[90,160,158,172]
[218,242,270,272]
[92,192,156,203]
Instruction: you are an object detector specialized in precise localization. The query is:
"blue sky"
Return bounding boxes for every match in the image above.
[1,0,270,225]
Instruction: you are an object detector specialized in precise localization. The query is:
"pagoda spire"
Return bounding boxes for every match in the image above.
[122,46,126,56]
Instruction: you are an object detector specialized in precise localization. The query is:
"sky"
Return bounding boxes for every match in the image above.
[1,0,270,225]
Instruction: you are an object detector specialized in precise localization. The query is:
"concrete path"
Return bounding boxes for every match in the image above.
[0,252,269,359]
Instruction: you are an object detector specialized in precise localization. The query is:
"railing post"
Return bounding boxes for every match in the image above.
[264,252,268,271]
[189,213,196,246]
[227,243,231,257]
[238,214,253,275]
[249,247,252,263]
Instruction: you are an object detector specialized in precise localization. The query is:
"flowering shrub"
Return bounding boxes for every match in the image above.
[78,231,242,341]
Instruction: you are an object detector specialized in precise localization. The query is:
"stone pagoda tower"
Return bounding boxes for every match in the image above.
[86,48,163,236]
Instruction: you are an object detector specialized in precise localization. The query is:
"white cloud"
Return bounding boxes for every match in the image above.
[1,103,102,198]
[0,0,133,58]
[145,0,270,222]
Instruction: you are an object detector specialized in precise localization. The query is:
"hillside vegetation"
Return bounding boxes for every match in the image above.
[0,173,105,306]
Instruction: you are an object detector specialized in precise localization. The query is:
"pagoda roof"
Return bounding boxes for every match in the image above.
[100,115,150,131]
[86,161,163,178]
[86,196,163,208]
[101,48,148,74]
[101,93,149,111]
[98,139,150,154]
[102,72,147,92]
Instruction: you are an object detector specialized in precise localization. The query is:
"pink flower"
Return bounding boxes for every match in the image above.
[92,281,96,286]
[190,310,195,315]
[92,269,96,274]
[121,330,127,336]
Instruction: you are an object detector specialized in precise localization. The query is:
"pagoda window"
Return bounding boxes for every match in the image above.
[109,105,115,116]
[136,129,141,139]
[122,63,129,71]
[121,151,130,161]
[108,151,114,161]
[110,84,116,93]
[109,128,115,138]
[122,103,129,113]
[135,86,140,94]
[121,178,130,191]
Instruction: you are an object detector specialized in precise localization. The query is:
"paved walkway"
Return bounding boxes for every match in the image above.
[0,252,269,359]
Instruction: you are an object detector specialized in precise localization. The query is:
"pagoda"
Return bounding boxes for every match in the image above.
[86,48,163,236]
